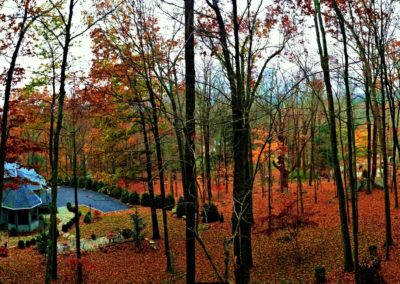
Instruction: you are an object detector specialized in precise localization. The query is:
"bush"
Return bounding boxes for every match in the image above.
[122,228,133,239]
[66,202,74,212]
[78,177,86,188]
[110,187,123,199]
[201,202,222,223]
[121,190,129,203]
[64,176,71,186]
[62,213,81,232]
[62,224,69,233]
[36,233,48,254]
[85,178,93,190]
[98,185,108,194]
[154,195,163,209]
[104,185,116,196]
[25,240,31,248]
[129,192,140,205]
[92,180,99,192]
[165,194,175,210]
[131,208,145,250]
[30,238,36,246]
[141,193,151,207]
[358,246,382,284]
[176,197,186,218]
[98,181,105,189]
[18,240,25,249]
[314,266,326,283]
[83,212,92,224]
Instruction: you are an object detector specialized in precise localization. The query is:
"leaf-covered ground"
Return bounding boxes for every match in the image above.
[1,178,400,283]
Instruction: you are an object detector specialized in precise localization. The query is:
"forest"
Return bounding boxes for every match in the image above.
[0,0,400,283]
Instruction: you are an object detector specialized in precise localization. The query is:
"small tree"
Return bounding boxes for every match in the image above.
[131,207,146,251]
[261,201,317,263]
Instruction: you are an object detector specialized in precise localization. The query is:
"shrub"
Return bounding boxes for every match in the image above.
[261,200,317,263]
[110,187,123,199]
[131,208,145,250]
[62,213,81,232]
[141,193,151,207]
[78,177,86,188]
[358,246,382,284]
[176,197,186,218]
[66,202,74,212]
[85,178,93,190]
[314,266,326,283]
[18,240,25,249]
[64,176,71,186]
[201,202,222,223]
[98,181,105,189]
[122,228,133,239]
[36,232,48,254]
[103,185,114,195]
[129,192,140,205]
[62,224,69,233]
[30,238,36,246]
[121,190,129,203]
[154,195,163,209]
[92,181,99,192]
[165,194,175,210]
[98,186,108,194]
[25,240,31,248]
[83,212,92,224]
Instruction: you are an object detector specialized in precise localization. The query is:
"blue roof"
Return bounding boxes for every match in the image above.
[4,162,47,187]
[2,184,42,210]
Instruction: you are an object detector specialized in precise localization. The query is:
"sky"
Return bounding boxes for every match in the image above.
[1,0,398,99]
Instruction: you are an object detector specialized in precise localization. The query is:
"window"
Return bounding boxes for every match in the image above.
[18,210,30,225]
[7,211,15,225]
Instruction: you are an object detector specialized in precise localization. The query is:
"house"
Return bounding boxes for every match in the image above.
[0,162,50,232]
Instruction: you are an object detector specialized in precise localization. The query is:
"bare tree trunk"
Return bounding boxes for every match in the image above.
[71,110,83,283]
[313,0,354,272]
[46,1,74,281]
[139,109,160,240]
[184,0,197,281]
[0,0,31,231]
[333,2,359,279]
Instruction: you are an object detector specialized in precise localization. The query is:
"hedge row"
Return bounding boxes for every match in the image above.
[60,176,175,210]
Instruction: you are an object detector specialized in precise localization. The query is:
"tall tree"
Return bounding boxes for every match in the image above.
[202,0,289,281]
[333,0,359,279]
[44,1,118,280]
[0,0,42,232]
[184,0,196,282]
[312,0,354,272]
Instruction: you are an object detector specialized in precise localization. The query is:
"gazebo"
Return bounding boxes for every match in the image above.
[2,184,42,233]
[0,162,49,232]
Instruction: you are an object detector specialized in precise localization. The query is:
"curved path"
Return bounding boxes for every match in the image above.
[57,186,129,212]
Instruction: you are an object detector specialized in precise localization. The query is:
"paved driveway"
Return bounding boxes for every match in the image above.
[57,186,129,212]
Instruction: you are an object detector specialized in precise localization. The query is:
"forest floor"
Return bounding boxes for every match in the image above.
[1,177,400,283]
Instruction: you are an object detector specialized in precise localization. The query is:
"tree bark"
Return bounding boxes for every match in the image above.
[46,1,74,281]
[0,0,30,231]
[139,109,160,240]
[333,1,359,279]
[184,0,197,281]
[313,0,354,272]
